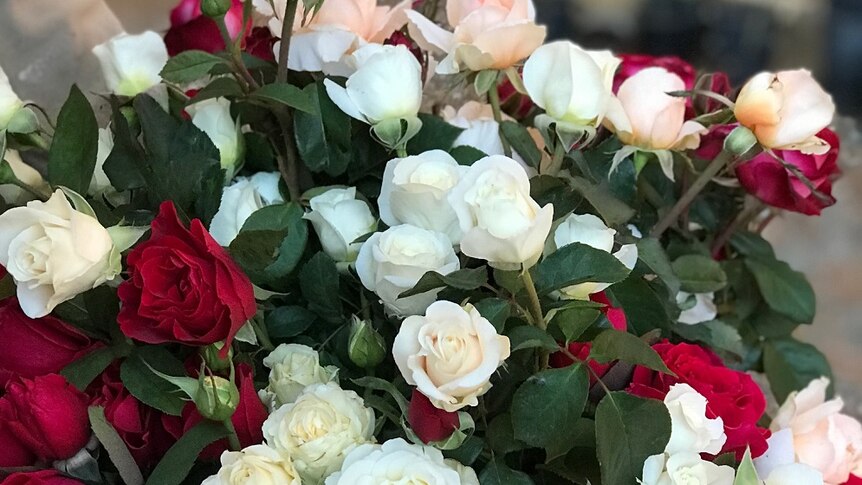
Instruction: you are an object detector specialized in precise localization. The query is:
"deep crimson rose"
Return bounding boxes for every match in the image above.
[845,476,862,485]
[693,72,732,115]
[164,0,247,57]
[628,341,769,458]
[88,365,177,468]
[170,363,267,459]
[694,124,736,161]
[117,201,256,349]
[0,374,90,461]
[0,470,82,485]
[408,389,459,443]
[497,68,534,120]
[614,54,697,93]
[736,128,840,215]
[244,27,277,62]
[0,265,7,280]
[0,298,101,387]
[0,420,35,467]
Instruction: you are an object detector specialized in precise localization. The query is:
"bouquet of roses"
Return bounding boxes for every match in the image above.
[0,0,856,483]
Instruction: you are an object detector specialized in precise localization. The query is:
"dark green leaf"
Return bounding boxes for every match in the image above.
[763,337,833,403]
[605,276,673,336]
[673,320,744,356]
[120,346,188,416]
[530,175,583,219]
[551,306,601,343]
[398,267,488,298]
[474,298,511,332]
[407,113,463,154]
[672,254,727,293]
[487,413,528,456]
[570,176,635,226]
[449,145,486,165]
[512,364,589,459]
[266,305,317,340]
[730,231,775,259]
[636,238,680,295]
[104,99,147,190]
[501,120,542,168]
[160,50,228,83]
[145,421,230,485]
[48,85,98,193]
[595,392,671,485]
[89,406,144,485]
[188,77,243,104]
[745,258,815,323]
[352,376,409,414]
[507,325,559,352]
[479,459,535,485]
[230,203,308,288]
[251,83,316,114]
[590,329,672,374]
[294,82,352,177]
[62,346,119,391]
[299,252,343,324]
[534,242,631,295]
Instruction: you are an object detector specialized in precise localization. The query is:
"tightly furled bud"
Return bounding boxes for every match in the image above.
[195,375,240,422]
[201,0,233,18]
[348,316,386,369]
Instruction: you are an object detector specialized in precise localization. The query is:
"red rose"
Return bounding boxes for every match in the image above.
[0,298,102,387]
[244,27,277,62]
[164,0,247,57]
[628,341,769,458]
[497,68,534,120]
[408,390,459,443]
[693,72,732,115]
[694,124,736,161]
[0,420,35,467]
[0,470,81,485]
[88,365,177,468]
[170,363,267,459]
[117,201,256,349]
[736,128,840,215]
[0,374,90,461]
[614,54,697,93]
[845,476,862,485]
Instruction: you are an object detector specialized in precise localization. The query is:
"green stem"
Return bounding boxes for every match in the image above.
[215,16,258,91]
[487,76,513,158]
[396,146,408,159]
[251,316,274,351]
[223,419,242,451]
[650,150,734,238]
[710,199,764,258]
[274,110,302,202]
[546,139,565,174]
[520,267,548,370]
[277,0,300,84]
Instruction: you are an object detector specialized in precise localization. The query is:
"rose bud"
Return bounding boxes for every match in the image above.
[408,390,460,444]
[0,298,101,387]
[165,0,247,57]
[0,374,91,461]
[348,316,387,369]
[0,470,83,485]
[303,187,377,267]
[200,0,232,18]
[201,342,234,372]
[195,375,241,422]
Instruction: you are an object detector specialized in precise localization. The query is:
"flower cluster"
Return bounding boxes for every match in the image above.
[0,0,854,483]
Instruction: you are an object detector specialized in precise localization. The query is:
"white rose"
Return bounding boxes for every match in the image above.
[201,444,301,485]
[663,384,726,455]
[0,66,37,134]
[186,97,243,174]
[393,300,511,411]
[263,382,375,484]
[523,41,620,134]
[303,187,377,265]
[355,225,459,316]
[378,150,465,243]
[770,377,862,484]
[755,429,825,484]
[92,31,168,97]
[323,44,423,138]
[261,343,338,409]
[210,173,284,246]
[0,150,48,205]
[641,453,735,485]
[0,190,118,318]
[676,292,718,325]
[325,438,479,485]
[448,155,553,270]
[550,213,638,299]
[763,464,824,485]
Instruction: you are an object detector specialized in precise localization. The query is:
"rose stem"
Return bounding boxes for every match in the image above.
[223,419,242,451]
[710,199,765,258]
[520,267,548,370]
[487,73,513,158]
[272,0,303,202]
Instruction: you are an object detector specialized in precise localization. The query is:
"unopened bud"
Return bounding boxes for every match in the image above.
[201,0,232,19]
[723,126,758,156]
[348,316,386,369]
[201,342,233,372]
[194,375,240,422]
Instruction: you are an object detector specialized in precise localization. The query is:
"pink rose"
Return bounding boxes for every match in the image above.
[614,54,696,93]
[164,0,249,57]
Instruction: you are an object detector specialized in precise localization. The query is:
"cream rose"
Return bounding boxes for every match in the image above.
[448,155,553,270]
[0,190,118,318]
[0,150,49,205]
[734,70,835,154]
[406,0,546,74]
[201,444,301,485]
[263,382,375,484]
[393,300,511,411]
[0,66,37,134]
[770,377,862,485]
[549,213,637,299]
[187,97,243,175]
[378,150,465,243]
[676,292,718,325]
[763,464,824,485]
[92,31,169,98]
[209,172,284,247]
[303,186,377,265]
[260,344,339,409]
[325,438,479,485]
[663,384,726,455]
[523,41,620,135]
[604,67,707,179]
[355,224,459,316]
[641,452,735,485]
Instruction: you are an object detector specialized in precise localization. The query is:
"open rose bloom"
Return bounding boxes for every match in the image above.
[0,1,855,484]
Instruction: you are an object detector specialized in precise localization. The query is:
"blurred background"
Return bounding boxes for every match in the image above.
[0,0,860,411]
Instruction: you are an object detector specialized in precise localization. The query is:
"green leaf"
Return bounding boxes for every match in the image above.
[299,252,343,324]
[590,329,672,374]
[530,175,583,219]
[479,459,535,485]
[294,82,352,177]
[160,50,228,83]
[595,392,671,485]
[730,231,775,259]
[569,176,635,226]
[507,325,559,352]
[501,121,542,168]
[551,306,601,343]
[512,364,589,459]
[745,257,815,323]
[266,305,317,340]
[672,254,728,293]
[120,346,188,416]
[145,421,230,485]
[734,449,760,485]
[61,346,119,391]
[487,413,528,456]
[474,298,511,332]
[673,320,744,356]
[89,406,144,485]
[763,337,833,403]
[449,145,486,165]
[230,203,308,289]
[398,267,487,298]
[48,85,98,194]
[188,77,243,104]
[103,99,147,190]
[605,276,673,335]
[534,242,631,295]
[251,83,315,114]
[636,238,681,295]
[407,113,463,154]
[473,70,499,96]
[352,376,409,414]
